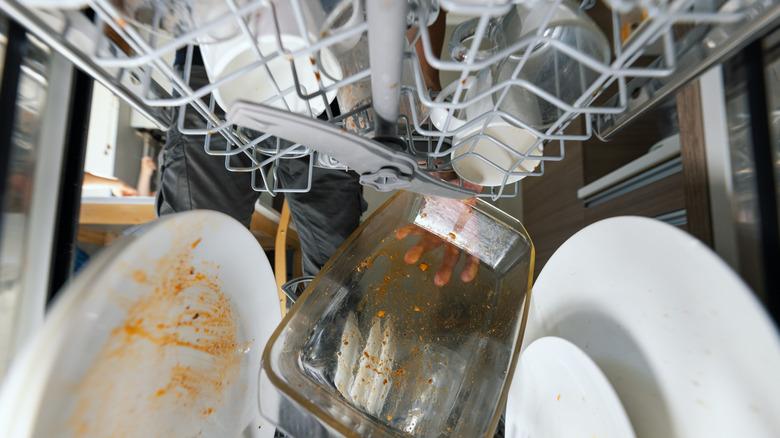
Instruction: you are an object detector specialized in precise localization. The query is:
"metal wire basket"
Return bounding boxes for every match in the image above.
[1,0,775,198]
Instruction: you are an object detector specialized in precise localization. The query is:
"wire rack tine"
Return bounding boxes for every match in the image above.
[2,0,762,197]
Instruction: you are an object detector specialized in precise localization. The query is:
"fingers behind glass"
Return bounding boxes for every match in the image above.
[461,255,480,283]
[404,233,443,264]
[396,224,481,287]
[434,244,460,287]
[395,224,424,240]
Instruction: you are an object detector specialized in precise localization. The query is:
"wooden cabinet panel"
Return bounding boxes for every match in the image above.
[523,141,585,278]
[584,172,686,224]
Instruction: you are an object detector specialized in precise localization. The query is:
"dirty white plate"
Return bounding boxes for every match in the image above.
[521,217,780,437]
[0,211,280,438]
[506,336,635,438]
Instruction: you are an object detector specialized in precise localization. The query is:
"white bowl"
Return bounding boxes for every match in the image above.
[201,34,342,116]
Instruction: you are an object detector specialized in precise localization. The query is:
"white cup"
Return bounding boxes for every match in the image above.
[197,0,356,116]
[430,71,543,187]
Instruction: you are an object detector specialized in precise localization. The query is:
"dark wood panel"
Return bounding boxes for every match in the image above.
[676,80,713,246]
[523,136,585,278]
[584,172,686,224]
[582,104,678,184]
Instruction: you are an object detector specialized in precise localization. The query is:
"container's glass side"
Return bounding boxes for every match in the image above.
[265,192,418,437]
[720,33,780,300]
[264,192,533,437]
[0,23,51,379]
[764,31,780,253]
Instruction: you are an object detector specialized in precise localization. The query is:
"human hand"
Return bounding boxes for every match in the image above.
[396,224,480,287]
[140,156,157,174]
[396,176,482,287]
[111,181,138,197]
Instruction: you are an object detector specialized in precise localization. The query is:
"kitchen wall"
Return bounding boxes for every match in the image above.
[84,82,145,192]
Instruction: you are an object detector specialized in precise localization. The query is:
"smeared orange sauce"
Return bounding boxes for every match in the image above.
[69,236,241,437]
[133,270,147,283]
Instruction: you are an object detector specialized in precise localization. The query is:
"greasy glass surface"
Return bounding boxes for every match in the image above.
[720,32,780,299]
[0,27,51,378]
[263,191,533,437]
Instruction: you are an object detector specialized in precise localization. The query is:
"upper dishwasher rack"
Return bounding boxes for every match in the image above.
[1,0,776,198]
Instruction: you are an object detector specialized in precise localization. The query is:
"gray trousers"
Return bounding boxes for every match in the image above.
[156,66,366,276]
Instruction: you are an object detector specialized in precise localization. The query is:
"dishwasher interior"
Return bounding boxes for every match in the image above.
[1,0,779,437]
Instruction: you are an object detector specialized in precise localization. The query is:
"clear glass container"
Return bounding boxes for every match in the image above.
[260,191,534,437]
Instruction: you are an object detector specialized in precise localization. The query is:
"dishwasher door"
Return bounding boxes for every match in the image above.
[0,17,85,379]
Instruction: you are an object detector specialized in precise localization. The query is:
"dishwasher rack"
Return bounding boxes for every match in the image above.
[1,0,777,198]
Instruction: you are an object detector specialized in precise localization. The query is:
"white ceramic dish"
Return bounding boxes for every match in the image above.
[519,217,780,437]
[198,0,342,115]
[0,211,280,438]
[18,0,87,8]
[201,34,342,116]
[506,336,635,438]
[430,74,542,187]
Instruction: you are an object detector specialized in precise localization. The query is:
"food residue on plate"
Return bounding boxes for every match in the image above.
[69,239,241,437]
[132,270,147,283]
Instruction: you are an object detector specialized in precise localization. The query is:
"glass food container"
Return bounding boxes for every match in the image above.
[260,191,534,437]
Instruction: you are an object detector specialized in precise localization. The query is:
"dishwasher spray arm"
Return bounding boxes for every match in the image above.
[228,101,474,199]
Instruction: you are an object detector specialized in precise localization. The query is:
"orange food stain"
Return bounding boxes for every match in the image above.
[191,238,202,249]
[413,306,421,312]
[448,232,457,240]
[556,393,561,401]
[356,256,373,272]
[418,262,429,272]
[376,310,386,318]
[133,270,147,283]
[69,239,240,437]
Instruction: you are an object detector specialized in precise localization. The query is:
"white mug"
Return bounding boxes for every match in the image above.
[197,0,361,116]
[430,71,543,187]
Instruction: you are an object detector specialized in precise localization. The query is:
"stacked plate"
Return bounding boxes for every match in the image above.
[0,211,281,438]
[507,217,780,437]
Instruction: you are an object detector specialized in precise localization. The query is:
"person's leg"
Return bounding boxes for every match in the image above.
[276,159,366,276]
[156,54,260,226]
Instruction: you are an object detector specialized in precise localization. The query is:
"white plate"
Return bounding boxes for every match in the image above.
[519,217,780,437]
[0,211,280,438]
[507,337,635,438]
